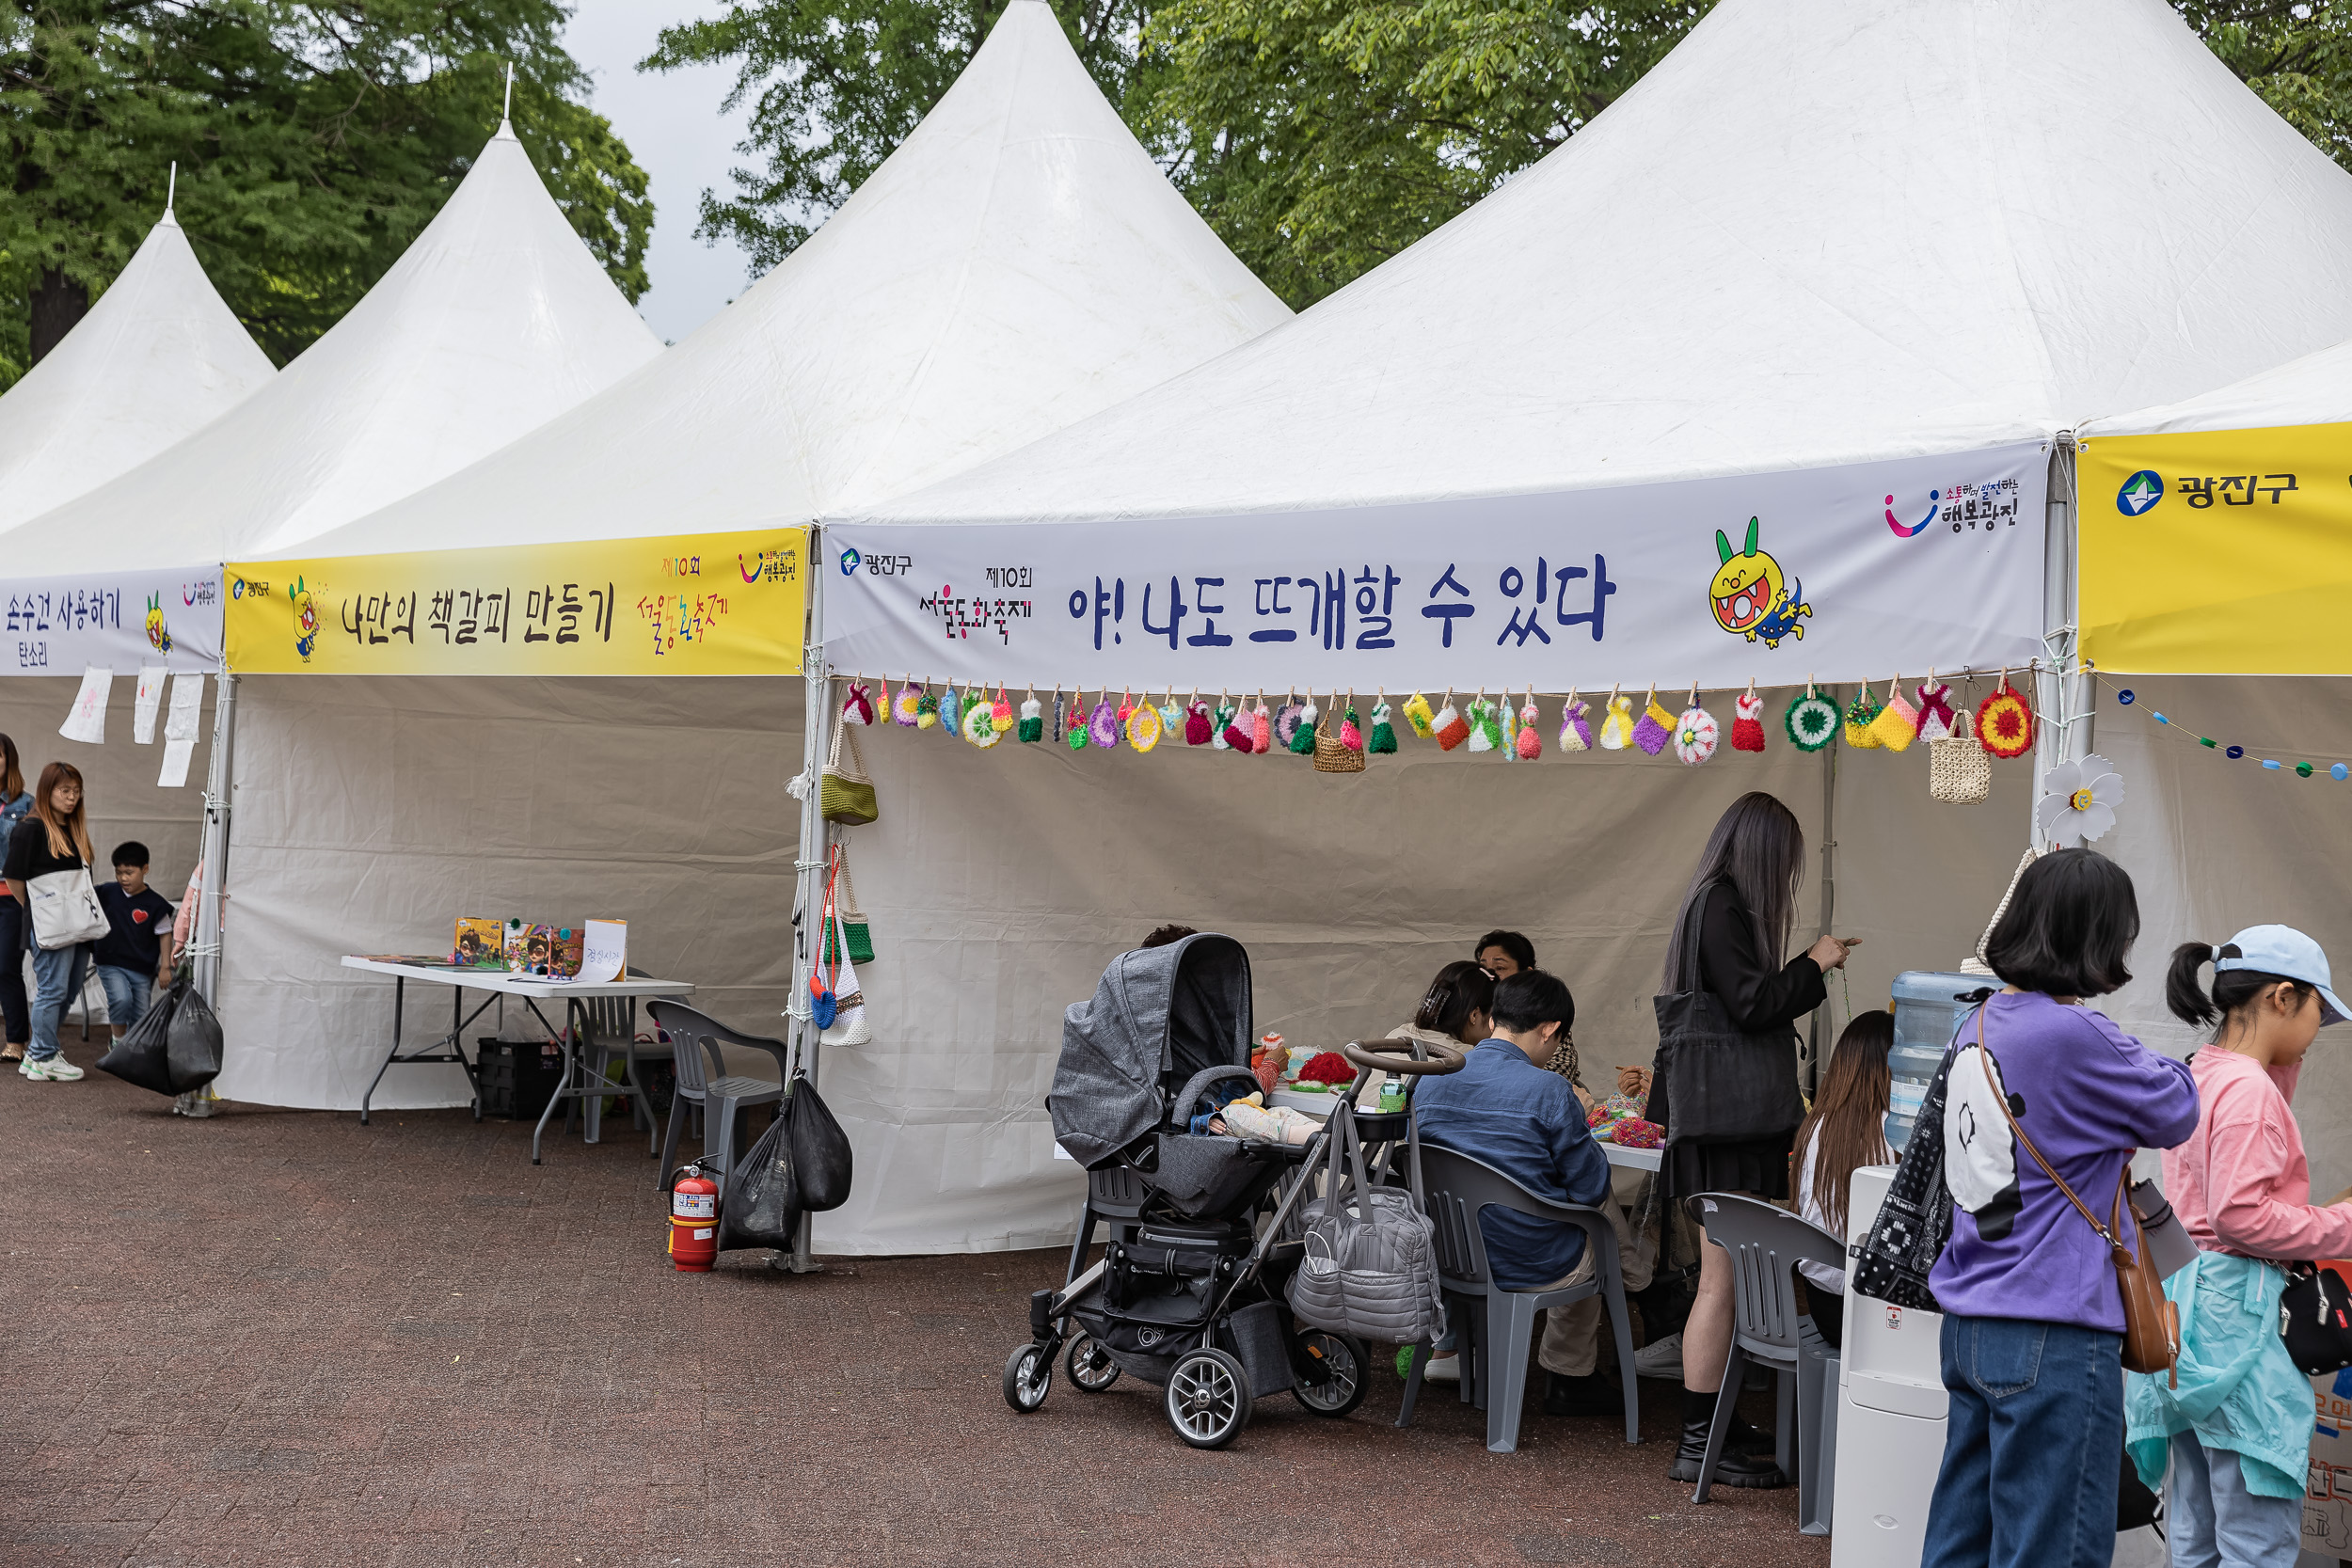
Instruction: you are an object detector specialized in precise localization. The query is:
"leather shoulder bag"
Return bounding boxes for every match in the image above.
[1974,1010,2179,1385]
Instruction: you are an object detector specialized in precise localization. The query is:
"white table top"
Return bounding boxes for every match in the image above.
[340,955,693,999]
[1265,1087,1661,1169]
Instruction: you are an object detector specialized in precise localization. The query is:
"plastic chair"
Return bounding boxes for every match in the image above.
[1686,1193,1846,1511]
[566,993,672,1155]
[1404,1144,1639,1452]
[645,1001,790,1200]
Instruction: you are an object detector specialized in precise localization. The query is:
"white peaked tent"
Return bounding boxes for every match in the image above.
[0,123,662,573]
[803,0,2352,1252]
[210,0,1290,1146]
[0,120,660,1012]
[0,205,273,532]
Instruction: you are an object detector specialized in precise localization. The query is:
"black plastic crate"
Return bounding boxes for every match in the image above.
[474,1038,565,1121]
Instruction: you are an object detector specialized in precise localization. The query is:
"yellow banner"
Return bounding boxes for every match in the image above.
[224,529,806,676]
[2079,425,2352,674]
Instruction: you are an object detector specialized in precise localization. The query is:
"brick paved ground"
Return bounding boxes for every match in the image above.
[1,1063,1832,1567]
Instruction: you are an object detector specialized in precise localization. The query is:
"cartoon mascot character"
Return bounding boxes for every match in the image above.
[1708,516,1811,649]
[144,593,172,655]
[290,577,318,662]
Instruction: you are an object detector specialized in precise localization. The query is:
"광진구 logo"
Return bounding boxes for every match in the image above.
[838,546,862,577]
[2117,469,2164,516]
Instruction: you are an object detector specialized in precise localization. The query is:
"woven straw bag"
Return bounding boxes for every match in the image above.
[822,720,878,825]
[1312,705,1364,773]
[1929,706,1992,805]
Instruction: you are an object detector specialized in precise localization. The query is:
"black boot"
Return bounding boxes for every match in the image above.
[1665,1388,1785,1488]
[1542,1370,1622,1418]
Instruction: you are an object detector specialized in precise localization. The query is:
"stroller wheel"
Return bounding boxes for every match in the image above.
[1292,1329,1370,1418]
[1164,1346,1252,1449]
[1001,1342,1054,1414]
[1066,1333,1120,1393]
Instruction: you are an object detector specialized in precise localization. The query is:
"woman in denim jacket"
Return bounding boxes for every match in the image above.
[0,736,34,1062]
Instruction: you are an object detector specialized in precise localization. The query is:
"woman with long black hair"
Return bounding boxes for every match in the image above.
[1649,790,1856,1487]
[0,735,32,1064]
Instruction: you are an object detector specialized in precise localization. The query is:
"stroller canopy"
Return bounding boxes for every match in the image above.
[1050,933,1252,1166]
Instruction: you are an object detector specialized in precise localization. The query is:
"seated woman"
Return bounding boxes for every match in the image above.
[1391,959,1496,1057]
[1790,1008,1894,1348]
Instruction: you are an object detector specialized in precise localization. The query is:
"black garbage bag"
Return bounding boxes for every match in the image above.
[167,983,224,1092]
[96,979,183,1096]
[715,1110,801,1254]
[787,1070,853,1212]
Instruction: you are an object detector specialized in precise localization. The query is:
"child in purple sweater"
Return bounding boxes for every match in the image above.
[1922,849,2199,1568]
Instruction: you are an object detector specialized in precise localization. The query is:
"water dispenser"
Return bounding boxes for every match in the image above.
[1884,970,1994,1152]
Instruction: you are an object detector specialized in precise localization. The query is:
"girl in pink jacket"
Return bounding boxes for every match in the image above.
[2126,926,2352,1568]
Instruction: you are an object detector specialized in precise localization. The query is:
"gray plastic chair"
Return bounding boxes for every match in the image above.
[646,1001,790,1200]
[1404,1144,1638,1452]
[1686,1193,1846,1513]
[567,991,674,1155]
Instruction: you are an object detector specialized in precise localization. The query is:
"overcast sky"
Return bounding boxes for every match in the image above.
[563,0,757,344]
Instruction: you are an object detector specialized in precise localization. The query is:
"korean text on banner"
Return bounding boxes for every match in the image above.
[222,530,807,676]
[4,568,223,675]
[825,445,2048,692]
[2079,426,2350,675]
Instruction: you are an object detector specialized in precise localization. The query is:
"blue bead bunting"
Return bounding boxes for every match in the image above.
[2117,679,2344,784]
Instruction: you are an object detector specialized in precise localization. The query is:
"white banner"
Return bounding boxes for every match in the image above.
[826,445,2049,693]
[1,566,223,675]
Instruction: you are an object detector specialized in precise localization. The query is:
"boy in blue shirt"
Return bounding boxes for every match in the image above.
[94,841,175,1038]
[1413,968,1621,1417]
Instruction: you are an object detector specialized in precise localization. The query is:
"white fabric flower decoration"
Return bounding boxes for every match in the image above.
[2034,753,2124,845]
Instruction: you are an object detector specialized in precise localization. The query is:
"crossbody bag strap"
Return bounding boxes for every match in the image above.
[1974,1008,2121,1250]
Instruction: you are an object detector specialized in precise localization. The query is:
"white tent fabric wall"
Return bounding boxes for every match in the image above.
[812,695,2035,1254]
[215,0,1292,1132]
[866,0,2352,531]
[0,125,661,572]
[0,678,211,894]
[214,675,802,1110]
[0,212,274,532]
[2092,676,2352,1199]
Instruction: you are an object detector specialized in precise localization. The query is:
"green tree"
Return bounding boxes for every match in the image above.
[644,0,1160,270]
[2180,1,2352,167]
[1,0,653,388]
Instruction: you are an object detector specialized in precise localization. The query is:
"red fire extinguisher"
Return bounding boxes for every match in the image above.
[669,1165,718,1273]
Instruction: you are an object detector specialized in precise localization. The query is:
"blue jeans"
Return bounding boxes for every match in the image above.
[28,942,88,1062]
[2168,1432,2301,1568]
[95,964,153,1033]
[1921,1314,2124,1568]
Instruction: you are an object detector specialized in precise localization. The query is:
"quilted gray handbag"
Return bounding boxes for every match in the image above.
[1287,1098,1447,1345]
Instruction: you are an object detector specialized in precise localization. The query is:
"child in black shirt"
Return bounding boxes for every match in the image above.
[94,841,175,1037]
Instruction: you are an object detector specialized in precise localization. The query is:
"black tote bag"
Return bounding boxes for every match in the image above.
[1650,883,1805,1143]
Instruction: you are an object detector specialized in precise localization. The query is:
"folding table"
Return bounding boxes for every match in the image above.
[340,957,693,1161]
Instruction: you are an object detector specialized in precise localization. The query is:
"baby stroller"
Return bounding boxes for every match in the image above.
[1001,932,1457,1448]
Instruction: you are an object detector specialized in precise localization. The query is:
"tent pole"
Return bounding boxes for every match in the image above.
[2031,436,2087,847]
[192,662,235,1001]
[786,528,831,1275]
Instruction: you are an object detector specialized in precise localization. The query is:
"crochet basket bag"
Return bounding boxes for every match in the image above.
[1929,705,1992,805]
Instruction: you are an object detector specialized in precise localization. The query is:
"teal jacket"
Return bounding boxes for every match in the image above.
[2126,1250,2314,1499]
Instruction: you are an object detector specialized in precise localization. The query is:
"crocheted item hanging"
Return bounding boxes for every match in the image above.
[1597,692,1635,750]
[992,690,1015,734]
[1498,699,1518,755]
[1559,695,1591,752]
[1184,698,1214,746]
[894,682,924,727]
[1157,697,1184,740]
[1340,705,1364,752]
[1785,688,1838,752]
[1403,692,1437,739]
[1368,700,1398,754]
[939,686,963,737]
[963,693,1002,748]
[1515,697,1543,760]
[1675,701,1718,765]
[1633,693,1676,756]
[1731,691,1766,752]
[1467,696,1501,753]
[842,681,875,726]
[1245,698,1269,753]
[1977,678,2035,759]
[1215,699,1243,751]
[915,686,941,730]
[1087,697,1120,750]
[1287,697,1321,755]
[1914,679,1958,743]
[1869,682,1920,752]
[1842,687,1883,750]
[1433,696,1470,752]
[1018,693,1043,743]
[1065,695,1088,751]
[1128,700,1163,752]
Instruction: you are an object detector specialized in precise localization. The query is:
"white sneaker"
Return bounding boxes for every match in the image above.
[25,1056,84,1081]
[1634,1330,1684,1380]
[1421,1353,1461,1385]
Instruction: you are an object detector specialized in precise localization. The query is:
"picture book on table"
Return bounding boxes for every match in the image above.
[506,922,558,976]
[452,917,504,969]
[551,927,583,980]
